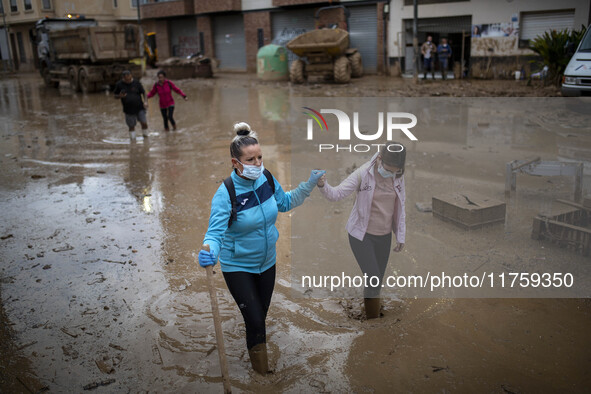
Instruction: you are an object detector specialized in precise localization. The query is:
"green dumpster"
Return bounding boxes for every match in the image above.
[257,45,288,81]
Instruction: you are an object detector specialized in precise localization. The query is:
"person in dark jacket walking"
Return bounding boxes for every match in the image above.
[437,38,452,80]
[198,122,325,374]
[147,70,187,132]
[113,70,149,140]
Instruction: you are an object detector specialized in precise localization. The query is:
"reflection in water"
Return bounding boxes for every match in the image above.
[127,139,153,210]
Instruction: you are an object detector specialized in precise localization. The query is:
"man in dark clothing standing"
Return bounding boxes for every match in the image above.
[437,38,452,80]
[113,70,149,140]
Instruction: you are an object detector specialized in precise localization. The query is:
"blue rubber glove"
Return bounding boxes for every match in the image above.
[198,250,216,267]
[306,170,326,188]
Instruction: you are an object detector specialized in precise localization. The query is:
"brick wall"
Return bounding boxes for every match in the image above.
[316,7,346,30]
[141,0,194,19]
[244,11,272,73]
[194,0,240,14]
[196,16,214,58]
[154,20,170,59]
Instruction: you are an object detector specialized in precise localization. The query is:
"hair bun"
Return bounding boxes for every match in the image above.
[234,122,251,136]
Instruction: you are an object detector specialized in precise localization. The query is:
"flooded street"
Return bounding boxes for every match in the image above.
[1,73,590,393]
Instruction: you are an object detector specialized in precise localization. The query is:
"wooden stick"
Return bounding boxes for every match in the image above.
[511,156,541,171]
[203,244,232,394]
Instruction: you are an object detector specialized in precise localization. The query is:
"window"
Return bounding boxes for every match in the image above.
[0,1,4,14]
[10,0,18,13]
[24,0,32,11]
[131,0,148,8]
[42,0,52,10]
[113,0,118,7]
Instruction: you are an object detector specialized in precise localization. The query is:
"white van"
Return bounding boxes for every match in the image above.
[562,25,591,96]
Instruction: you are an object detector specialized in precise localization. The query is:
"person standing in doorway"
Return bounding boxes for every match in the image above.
[147,70,187,132]
[421,35,436,80]
[437,38,452,80]
[113,70,149,140]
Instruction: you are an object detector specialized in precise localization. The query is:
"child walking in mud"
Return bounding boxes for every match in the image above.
[147,70,187,132]
[198,122,325,374]
[317,143,406,319]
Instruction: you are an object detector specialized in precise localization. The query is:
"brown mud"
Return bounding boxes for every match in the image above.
[0,72,589,393]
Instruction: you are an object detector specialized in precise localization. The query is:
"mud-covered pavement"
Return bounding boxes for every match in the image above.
[1,72,590,393]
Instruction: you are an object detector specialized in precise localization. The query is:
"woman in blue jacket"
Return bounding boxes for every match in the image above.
[198,122,324,374]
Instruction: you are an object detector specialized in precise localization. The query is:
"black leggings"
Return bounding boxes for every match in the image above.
[160,106,175,129]
[223,265,276,350]
[348,233,392,298]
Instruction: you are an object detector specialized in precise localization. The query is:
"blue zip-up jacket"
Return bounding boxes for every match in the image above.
[203,170,314,273]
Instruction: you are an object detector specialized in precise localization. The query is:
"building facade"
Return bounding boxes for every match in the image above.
[2,0,590,77]
[139,0,388,73]
[387,0,590,78]
[0,0,141,72]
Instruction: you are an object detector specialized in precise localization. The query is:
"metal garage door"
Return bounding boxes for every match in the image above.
[213,14,246,71]
[271,9,316,64]
[170,18,198,57]
[521,10,575,41]
[348,5,378,73]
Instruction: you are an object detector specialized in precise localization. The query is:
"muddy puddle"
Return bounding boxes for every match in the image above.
[0,73,590,393]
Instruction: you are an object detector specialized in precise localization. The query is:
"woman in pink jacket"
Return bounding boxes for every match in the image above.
[318,143,406,319]
[147,70,187,131]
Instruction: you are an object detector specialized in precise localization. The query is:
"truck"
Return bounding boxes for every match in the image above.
[561,24,591,97]
[35,17,142,93]
[285,5,363,84]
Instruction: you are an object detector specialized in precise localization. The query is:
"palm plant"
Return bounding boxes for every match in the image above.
[530,26,587,86]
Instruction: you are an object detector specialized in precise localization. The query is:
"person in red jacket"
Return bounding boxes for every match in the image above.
[147,70,187,131]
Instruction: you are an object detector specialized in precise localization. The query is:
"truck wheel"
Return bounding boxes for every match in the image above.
[79,67,97,93]
[42,67,59,88]
[349,52,363,78]
[290,60,306,84]
[334,56,351,84]
[68,67,80,92]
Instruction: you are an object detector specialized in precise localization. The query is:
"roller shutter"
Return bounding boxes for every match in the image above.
[348,5,378,73]
[520,10,575,41]
[213,14,246,71]
[170,18,198,58]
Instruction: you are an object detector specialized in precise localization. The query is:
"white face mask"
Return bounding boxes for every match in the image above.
[237,160,264,180]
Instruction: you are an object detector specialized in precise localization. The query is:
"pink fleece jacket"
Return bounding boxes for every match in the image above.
[147,79,186,109]
[318,152,406,243]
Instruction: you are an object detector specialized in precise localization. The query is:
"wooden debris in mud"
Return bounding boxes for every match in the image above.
[83,378,115,390]
[95,358,115,374]
[432,192,505,230]
[532,200,591,256]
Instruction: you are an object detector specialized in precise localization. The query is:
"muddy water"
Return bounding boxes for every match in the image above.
[0,74,590,393]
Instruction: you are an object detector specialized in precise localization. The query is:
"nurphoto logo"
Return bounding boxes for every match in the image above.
[303,107,418,152]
